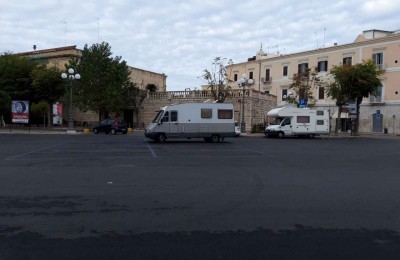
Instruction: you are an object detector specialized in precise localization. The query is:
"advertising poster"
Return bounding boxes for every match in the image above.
[12,100,29,124]
[52,102,63,125]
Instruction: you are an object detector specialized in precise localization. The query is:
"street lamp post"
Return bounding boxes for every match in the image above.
[237,73,254,133]
[61,68,80,130]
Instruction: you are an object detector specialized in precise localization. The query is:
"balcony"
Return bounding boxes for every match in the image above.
[261,77,272,83]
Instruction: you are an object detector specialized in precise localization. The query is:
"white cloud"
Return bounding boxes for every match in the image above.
[1,0,400,90]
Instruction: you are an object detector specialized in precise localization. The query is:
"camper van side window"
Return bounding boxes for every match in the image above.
[316,111,324,116]
[161,111,169,122]
[317,120,324,125]
[201,109,212,119]
[170,111,178,122]
[218,109,233,119]
[297,116,310,123]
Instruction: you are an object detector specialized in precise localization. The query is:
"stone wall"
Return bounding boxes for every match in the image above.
[71,89,276,132]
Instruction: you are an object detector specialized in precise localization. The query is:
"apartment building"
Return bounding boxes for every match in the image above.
[227,29,400,134]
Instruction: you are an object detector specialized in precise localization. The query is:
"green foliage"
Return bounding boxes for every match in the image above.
[31,65,65,103]
[327,59,384,134]
[0,90,11,122]
[201,57,232,103]
[328,60,383,104]
[0,52,36,100]
[67,42,131,119]
[287,68,321,107]
[31,101,49,117]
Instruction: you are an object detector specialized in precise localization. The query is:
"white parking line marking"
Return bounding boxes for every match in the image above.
[5,141,70,161]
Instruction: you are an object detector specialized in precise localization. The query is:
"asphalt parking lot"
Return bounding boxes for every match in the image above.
[0,131,400,259]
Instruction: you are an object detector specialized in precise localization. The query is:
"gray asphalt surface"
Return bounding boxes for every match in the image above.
[0,132,399,259]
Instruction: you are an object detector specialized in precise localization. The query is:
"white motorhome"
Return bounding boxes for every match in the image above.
[145,103,236,142]
[265,106,330,138]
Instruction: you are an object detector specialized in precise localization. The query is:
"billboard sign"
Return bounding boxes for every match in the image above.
[12,100,29,124]
[52,102,63,125]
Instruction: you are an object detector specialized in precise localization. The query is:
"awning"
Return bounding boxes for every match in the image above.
[331,112,349,119]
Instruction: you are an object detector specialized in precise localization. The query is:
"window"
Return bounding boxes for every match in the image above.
[298,63,308,75]
[281,118,291,126]
[282,89,288,101]
[343,57,352,66]
[317,120,325,125]
[201,109,212,118]
[218,109,233,119]
[297,116,310,123]
[265,69,270,80]
[249,71,254,80]
[283,66,288,76]
[170,111,178,122]
[370,85,383,103]
[372,52,384,70]
[316,110,324,116]
[161,111,169,122]
[318,87,325,100]
[317,61,328,72]
[234,74,238,81]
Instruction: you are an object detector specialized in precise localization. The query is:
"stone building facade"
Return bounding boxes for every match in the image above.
[227,29,400,134]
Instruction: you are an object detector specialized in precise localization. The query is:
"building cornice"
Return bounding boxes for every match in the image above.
[232,33,400,66]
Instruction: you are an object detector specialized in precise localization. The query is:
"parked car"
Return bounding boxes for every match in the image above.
[93,118,128,135]
[235,121,241,137]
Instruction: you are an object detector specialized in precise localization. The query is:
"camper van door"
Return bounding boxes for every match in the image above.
[281,117,293,136]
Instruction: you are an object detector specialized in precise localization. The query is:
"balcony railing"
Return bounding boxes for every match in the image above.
[261,77,272,83]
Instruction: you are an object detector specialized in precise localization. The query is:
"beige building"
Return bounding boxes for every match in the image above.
[19,45,167,92]
[227,29,400,134]
[18,45,167,127]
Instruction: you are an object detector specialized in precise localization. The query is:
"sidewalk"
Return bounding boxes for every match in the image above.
[0,126,399,138]
[0,126,85,134]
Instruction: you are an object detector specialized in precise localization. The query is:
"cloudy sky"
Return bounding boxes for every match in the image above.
[1,0,399,91]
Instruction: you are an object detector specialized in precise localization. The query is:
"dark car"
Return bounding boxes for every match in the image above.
[93,118,128,135]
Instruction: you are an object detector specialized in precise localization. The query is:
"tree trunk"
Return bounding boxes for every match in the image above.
[353,98,362,136]
[335,105,342,135]
[135,107,141,129]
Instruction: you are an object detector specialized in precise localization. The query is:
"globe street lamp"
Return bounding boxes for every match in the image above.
[237,73,253,133]
[61,68,80,130]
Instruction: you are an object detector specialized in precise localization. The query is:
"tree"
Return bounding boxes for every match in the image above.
[0,90,11,126]
[326,64,352,134]
[286,67,321,107]
[201,57,232,103]
[126,82,147,128]
[0,52,36,124]
[68,42,131,120]
[327,60,383,135]
[31,65,65,127]
[31,101,50,127]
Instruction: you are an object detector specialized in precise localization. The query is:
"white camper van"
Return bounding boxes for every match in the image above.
[264,106,330,138]
[145,103,236,142]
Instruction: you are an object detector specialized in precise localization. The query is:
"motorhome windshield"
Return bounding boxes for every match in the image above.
[270,117,284,125]
[152,110,164,123]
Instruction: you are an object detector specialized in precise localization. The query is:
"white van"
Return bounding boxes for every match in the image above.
[265,106,330,138]
[145,102,236,142]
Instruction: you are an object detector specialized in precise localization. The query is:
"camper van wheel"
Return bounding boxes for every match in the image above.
[157,134,166,143]
[278,132,285,138]
[211,134,220,143]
